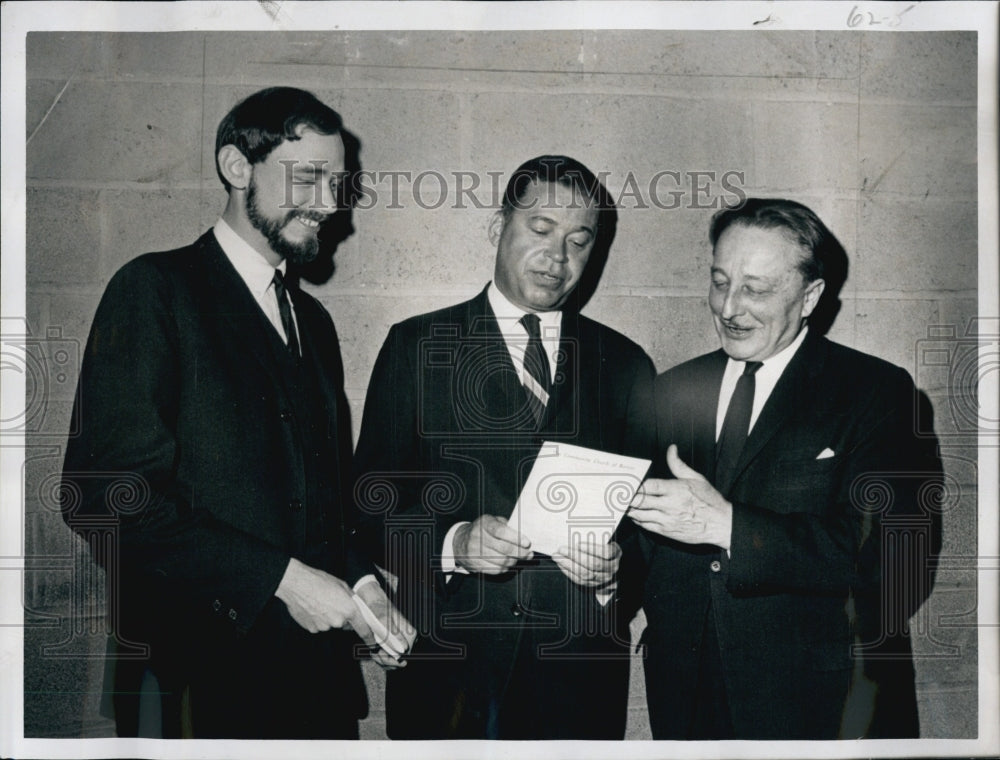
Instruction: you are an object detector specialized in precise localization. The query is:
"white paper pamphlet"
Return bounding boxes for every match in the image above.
[508,441,652,555]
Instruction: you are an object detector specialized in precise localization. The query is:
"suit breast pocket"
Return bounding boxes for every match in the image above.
[766,456,845,513]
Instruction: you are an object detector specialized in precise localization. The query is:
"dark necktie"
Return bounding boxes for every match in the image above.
[519,313,551,425]
[715,360,763,493]
[271,269,300,357]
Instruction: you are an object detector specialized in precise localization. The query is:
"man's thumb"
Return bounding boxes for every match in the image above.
[665,444,706,481]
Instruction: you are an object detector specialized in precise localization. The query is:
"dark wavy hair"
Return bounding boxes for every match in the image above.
[500,155,618,310]
[709,197,840,283]
[215,87,343,191]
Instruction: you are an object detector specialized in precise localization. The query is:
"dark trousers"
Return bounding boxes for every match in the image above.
[689,608,734,739]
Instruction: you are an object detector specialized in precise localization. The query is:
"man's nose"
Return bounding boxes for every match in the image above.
[545,239,569,263]
[720,288,743,318]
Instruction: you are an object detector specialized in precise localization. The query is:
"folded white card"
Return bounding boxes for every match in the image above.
[352,593,407,659]
[508,442,652,555]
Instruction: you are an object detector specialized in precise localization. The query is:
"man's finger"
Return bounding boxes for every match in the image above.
[562,539,619,560]
[666,444,708,482]
[373,650,405,669]
[628,510,667,530]
[554,546,617,575]
[481,534,532,561]
[556,544,617,571]
[552,554,589,582]
[634,477,672,499]
[485,517,531,549]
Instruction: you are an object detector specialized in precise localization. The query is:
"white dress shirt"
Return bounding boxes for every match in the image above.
[486,281,562,384]
[715,326,810,441]
[213,218,299,346]
[441,283,562,575]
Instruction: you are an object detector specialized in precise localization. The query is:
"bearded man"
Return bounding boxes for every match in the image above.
[61,87,414,739]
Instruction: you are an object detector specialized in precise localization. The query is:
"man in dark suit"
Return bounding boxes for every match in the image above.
[353,155,655,739]
[629,198,942,739]
[61,87,414,739]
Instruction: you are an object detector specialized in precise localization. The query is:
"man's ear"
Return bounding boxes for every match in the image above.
[801,278,826,319]
[217,144,252,191]
[487,211,505,246]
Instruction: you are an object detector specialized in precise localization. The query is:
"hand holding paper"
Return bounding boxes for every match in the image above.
[352,582,416,668]
[552,539,622,588]
[454,514,533,574]
[629,445,733,550]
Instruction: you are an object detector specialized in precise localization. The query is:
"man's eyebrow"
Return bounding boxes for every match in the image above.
[528,213,556,225]
[710,267,776,285]
[527,214,595,236]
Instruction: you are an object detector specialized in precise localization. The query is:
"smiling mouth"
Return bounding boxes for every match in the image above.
[720,322,754,337]
[294,214,322,229]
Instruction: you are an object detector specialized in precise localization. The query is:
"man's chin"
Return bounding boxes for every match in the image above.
[286,247,320,266]
[523,286,571,312]
[718,336,761,362]
[272,236,319,266]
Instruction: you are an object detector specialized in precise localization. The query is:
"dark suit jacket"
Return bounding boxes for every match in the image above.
[639,332,942,739]
[61,231,369,738]
[353,285,654,739]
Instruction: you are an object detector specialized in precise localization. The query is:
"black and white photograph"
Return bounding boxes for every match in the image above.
[1,2,997,758]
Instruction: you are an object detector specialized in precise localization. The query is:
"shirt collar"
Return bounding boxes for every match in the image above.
[724,324,809,382]
[486,282,562,338]
[213,218,286,301]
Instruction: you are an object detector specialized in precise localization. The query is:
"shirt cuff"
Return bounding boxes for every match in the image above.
[441,521,471,581]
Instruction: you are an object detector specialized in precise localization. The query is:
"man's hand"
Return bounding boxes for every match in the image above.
[354,580,417,670]
[454,515,533,574]
[274,558,374,641]
[552,539,621,588]
[629,445,734,551]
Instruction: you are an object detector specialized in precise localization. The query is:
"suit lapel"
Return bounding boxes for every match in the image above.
[544,309,583,435]
[291,291,339,413]
[197,232,288,393]
[473,288,580,434]
[474,289,534,430]
[728,334,826,489]
[693,352,727,483]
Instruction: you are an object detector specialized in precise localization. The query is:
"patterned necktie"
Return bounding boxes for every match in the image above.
[519,313,551,425]
[715,360,763,492]
[271,269,300,357]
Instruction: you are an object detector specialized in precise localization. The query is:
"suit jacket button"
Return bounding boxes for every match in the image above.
[289,499,303,511]
[511,603,522,617]
[228,609,238,621]
[212,599,222,612]
[710,560,722,573]
[280,410,292,422]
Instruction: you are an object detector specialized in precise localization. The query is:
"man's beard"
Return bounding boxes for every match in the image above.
[245,178,321,265]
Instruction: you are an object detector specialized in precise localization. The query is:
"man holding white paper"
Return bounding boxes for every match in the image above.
[354,156,654,739]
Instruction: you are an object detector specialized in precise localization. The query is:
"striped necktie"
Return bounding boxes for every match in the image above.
[519,313,551,425]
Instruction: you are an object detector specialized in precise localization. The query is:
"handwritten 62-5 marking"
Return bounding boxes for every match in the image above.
[847,4,914,28]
